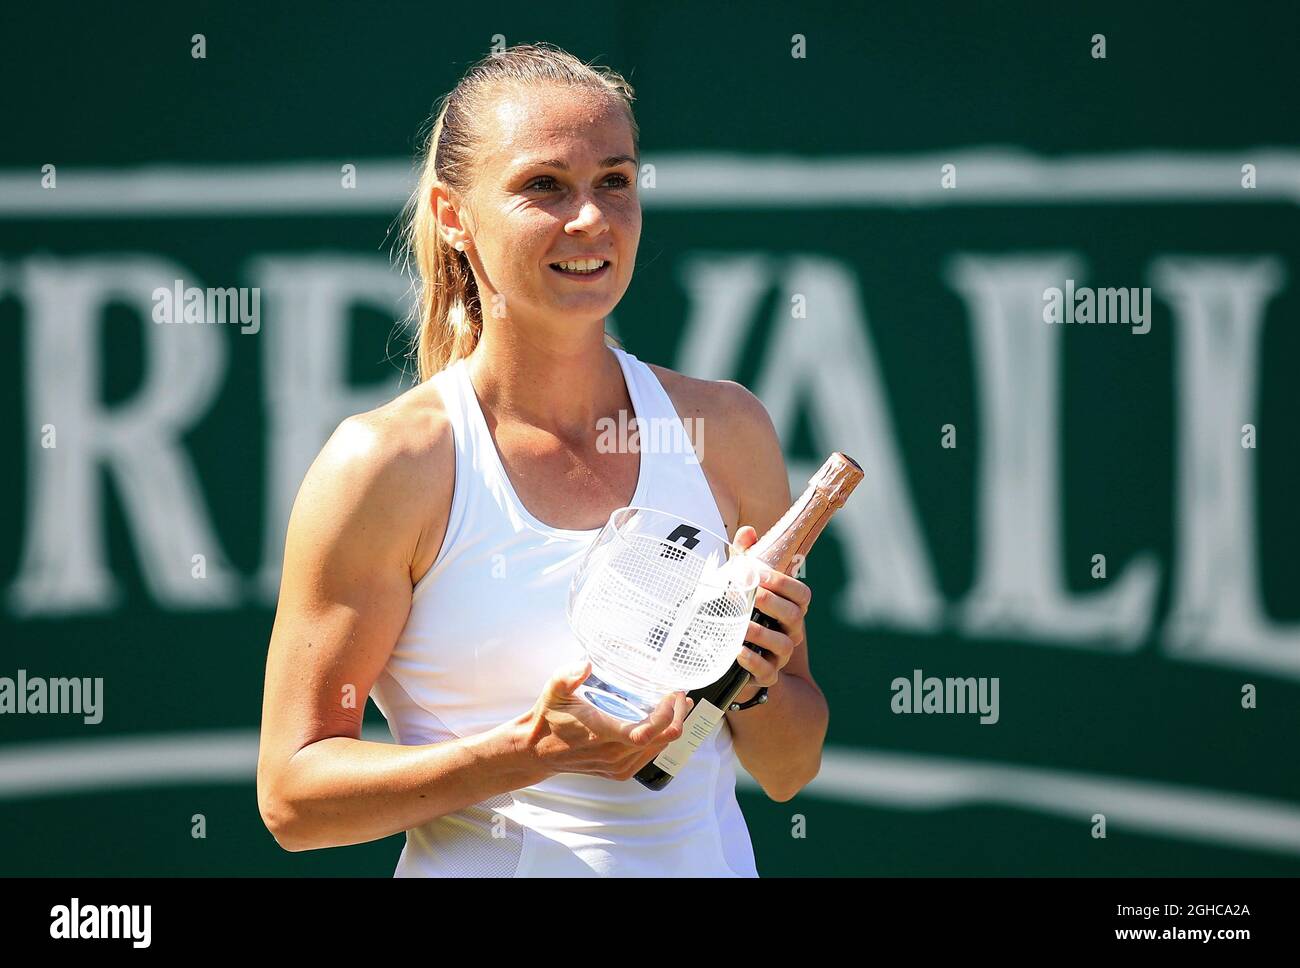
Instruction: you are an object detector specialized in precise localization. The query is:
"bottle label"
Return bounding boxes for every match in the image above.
[652,699,724,776]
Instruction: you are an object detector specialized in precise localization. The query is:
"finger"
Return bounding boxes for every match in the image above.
[731,525,759,556]
[639,693,694,757]
[745,619,795,663]
[753,585,803,629]
[758,568,812,612]
[736,646,781,687]
[546,658,591,700]
[624,690,681,746]
[670,691,694,734]
[661,692,695,740]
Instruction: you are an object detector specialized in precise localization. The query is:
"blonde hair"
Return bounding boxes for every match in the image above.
[401,42,639,382]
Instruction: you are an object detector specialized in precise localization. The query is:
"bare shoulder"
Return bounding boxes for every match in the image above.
[646,363,780,453]
[645,363,788,530]
[309,380,450,499]
[333,377,449,464]
[289,377,455,583]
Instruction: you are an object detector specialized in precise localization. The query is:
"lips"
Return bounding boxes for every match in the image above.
[548,259,612,280]
[549,258,612,269]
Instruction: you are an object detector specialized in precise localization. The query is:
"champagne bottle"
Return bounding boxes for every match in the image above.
[635,452,864,790]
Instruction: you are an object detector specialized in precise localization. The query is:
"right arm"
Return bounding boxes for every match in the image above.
[257,410,546,851]
[256,409,692,853]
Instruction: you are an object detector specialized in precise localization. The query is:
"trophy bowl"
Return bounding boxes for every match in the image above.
[566,506,761,723]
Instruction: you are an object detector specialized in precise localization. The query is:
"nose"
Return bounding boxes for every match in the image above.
[565,196,609,235]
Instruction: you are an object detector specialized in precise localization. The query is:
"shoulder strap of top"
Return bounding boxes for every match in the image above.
[613,347,673,421]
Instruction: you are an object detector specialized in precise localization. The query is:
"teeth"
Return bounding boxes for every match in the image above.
[553,259,607,273]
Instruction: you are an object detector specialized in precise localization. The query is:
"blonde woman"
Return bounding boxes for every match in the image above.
[256,42,828,877]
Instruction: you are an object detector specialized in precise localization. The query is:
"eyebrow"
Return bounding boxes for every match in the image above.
[511,154,637,175]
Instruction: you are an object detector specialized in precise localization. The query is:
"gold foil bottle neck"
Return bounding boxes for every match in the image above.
[746,453,864,574]
[808,452,864,509]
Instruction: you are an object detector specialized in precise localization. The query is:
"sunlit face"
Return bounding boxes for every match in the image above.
[446,84,641,335]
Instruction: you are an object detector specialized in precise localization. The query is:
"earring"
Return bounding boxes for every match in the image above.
[454,241,465,251]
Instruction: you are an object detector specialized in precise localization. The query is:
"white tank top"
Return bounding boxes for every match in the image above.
[369,346,758,878]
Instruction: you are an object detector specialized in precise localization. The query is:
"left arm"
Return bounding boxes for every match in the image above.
[715,383,829,802]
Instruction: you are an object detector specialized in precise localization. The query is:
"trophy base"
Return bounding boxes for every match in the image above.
[577,672,656,723]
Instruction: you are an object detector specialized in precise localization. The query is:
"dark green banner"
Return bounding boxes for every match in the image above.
[1,2,1297,875]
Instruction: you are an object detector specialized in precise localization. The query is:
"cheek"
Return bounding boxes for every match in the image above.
[617,209,641,255]
[492,221,551,272]
[620,200,642,232]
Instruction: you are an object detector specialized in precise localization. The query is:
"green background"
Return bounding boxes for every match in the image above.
[1,1,1297,875]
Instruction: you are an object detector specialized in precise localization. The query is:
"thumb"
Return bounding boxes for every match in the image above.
[549,658,591,697]
[733,525,759,552]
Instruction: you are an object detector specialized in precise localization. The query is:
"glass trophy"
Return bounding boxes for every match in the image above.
[566,506,761,723]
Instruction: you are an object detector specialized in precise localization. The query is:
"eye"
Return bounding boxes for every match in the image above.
[527,173,633,191]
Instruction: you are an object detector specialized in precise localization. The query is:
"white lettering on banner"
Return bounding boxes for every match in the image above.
[249,255,409,601]
[674,253,773,380]
[750,256,944,632]
[8,256,238,614]
[673,253,943,633]
[945,255,1160,647]
[1152,256,1299,676]
[1,250,1295,684]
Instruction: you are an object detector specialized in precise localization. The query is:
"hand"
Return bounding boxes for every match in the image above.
[730,525,811,690]
[522,659,695,781]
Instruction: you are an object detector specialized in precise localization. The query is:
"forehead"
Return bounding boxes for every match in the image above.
[480,84,633,174]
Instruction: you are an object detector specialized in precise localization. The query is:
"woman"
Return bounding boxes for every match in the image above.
[256,42,828,877]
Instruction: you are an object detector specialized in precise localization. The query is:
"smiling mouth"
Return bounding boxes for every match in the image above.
[549,259,611,276]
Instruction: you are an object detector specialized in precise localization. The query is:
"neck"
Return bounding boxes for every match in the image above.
[466,318,627,440]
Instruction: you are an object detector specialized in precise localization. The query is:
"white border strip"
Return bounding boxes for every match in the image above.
[2,731,1298,859]
[1,149,1298,217]
[805,748,1300,859]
